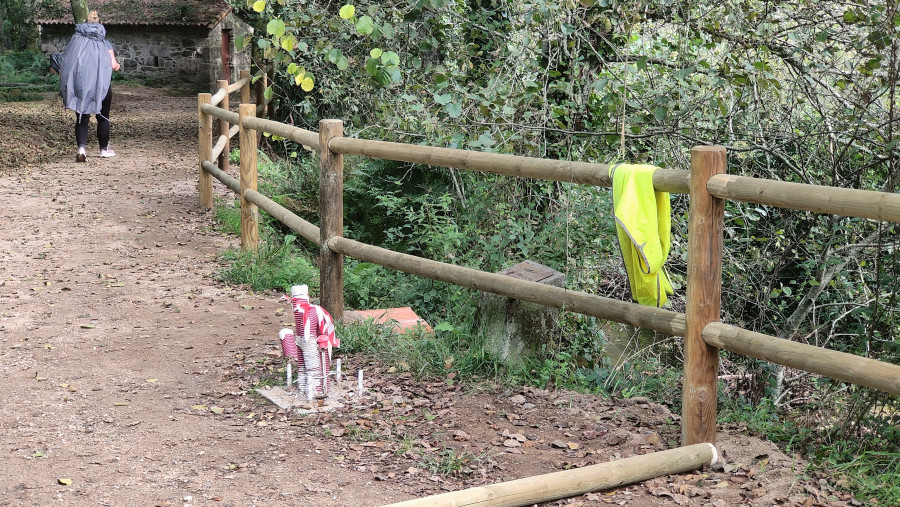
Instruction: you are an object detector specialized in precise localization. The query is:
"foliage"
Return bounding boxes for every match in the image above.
[0,50,59,102]
[1,0,41,52]
[214,196,318,293]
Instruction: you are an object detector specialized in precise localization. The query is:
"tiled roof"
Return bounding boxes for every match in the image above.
[34,0,232,27]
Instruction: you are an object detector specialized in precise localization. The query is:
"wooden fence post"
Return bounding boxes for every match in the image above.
[682,146,726,445]
[198,93,213,209]
[319,119,345,320]
[255,61,267,116]
[217,79,230,172]
[238,104,259,251]
[240,70,251,105]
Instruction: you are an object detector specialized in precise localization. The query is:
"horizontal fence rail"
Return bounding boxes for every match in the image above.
[702,322,900,395]
[707,174,900,223]
[328,137,692,193]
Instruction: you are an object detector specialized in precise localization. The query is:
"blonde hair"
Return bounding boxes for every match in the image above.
[87,11,99,23]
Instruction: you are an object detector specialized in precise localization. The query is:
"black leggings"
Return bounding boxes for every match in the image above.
[75,89,112,149]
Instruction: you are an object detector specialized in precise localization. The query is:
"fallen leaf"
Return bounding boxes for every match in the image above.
[146,379,158,383]
[673,493,690,505]
[210,406,224,414]
[58,478,72,485]
[650,487,672,498]
[114,402,130,407]
[192,405,208,410]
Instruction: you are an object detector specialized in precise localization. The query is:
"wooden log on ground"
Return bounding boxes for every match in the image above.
[703,322,900,395]
[707,174,900,223]
[382,443,717,507]
[682,146,726,446]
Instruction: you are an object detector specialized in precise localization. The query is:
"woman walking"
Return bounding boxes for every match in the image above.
[59,10,120,162]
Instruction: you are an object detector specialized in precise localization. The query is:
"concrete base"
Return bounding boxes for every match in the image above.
[256,379,362,415]
[478,261,566,365]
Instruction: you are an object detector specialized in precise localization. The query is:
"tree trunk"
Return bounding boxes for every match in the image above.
[70,0,89,23]
[0,7,5,55]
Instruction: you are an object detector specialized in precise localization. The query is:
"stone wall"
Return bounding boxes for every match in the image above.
[41,14,253,92]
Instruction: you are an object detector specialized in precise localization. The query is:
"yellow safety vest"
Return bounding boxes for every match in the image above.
[609,163,674,307]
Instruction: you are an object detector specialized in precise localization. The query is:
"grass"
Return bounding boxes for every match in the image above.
[418,448,491,476]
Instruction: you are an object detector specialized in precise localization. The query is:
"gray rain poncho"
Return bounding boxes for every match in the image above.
[59,23,112,115]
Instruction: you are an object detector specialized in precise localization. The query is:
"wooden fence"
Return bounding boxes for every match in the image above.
[197,72,900,450]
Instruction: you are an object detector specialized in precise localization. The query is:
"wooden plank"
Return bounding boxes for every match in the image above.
[682,146,726,446]
[319,119,345,320]
[238,104,259,251]
[382,443,716,507]
[707,174,900,223]
[197,93,213,210]
[703,322,900,395]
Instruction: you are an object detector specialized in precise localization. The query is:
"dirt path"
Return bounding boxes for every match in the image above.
[0,86,854,506]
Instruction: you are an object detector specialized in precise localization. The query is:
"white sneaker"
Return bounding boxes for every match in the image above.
[76,147,87,163]
[100,148,116,158]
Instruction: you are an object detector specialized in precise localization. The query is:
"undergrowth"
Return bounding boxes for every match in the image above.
[0,50,59,102]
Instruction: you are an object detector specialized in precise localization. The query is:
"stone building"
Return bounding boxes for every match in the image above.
[35,0,254,92]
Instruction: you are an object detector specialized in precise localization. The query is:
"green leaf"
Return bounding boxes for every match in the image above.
[381,51,400,66]
[433,93,452,105]
[387,66,402,83]
[365,58,379,77]
[370,47,383,59]
[374,69,392,86]
[339,4,356,20]
[444,102,462,118]
[653,106,667,121]
[356,15,375,35]
[327,48,341,64]
[266,19,285,38]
